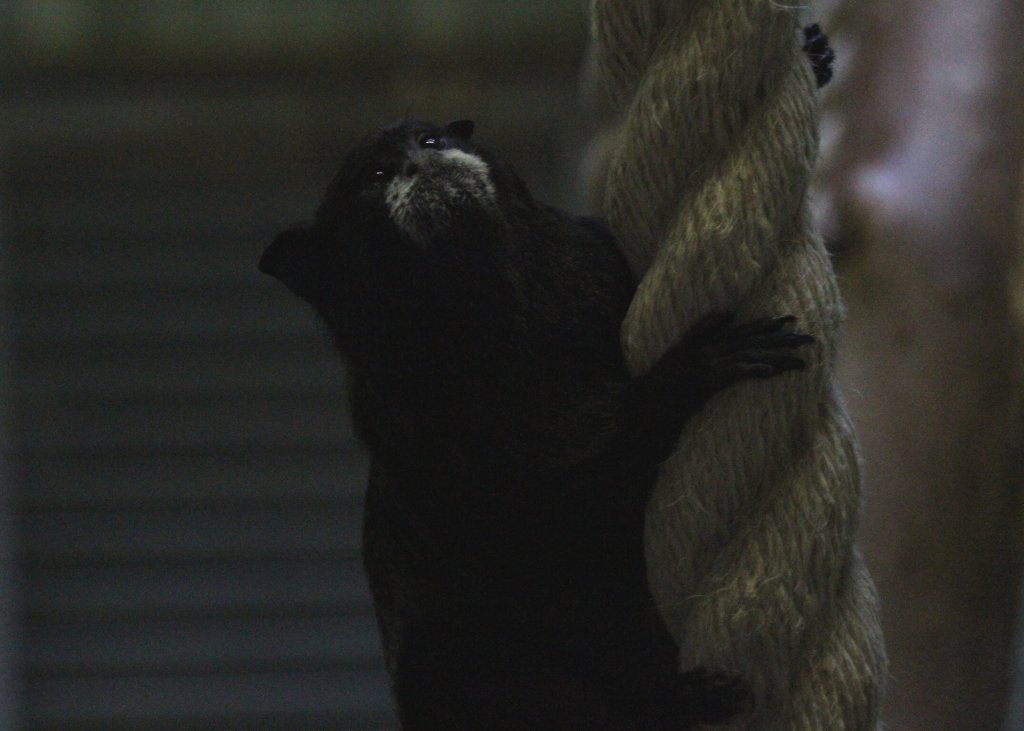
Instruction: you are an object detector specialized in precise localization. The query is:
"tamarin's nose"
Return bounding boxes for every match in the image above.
[402,160,419,177]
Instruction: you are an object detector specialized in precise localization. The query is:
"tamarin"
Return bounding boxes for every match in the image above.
[802,22,835,88]
[259,118,813,729]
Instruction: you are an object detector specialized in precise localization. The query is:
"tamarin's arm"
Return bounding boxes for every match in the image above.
[618,313,812,469]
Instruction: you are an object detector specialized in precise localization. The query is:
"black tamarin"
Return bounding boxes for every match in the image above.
[260,118,813,729]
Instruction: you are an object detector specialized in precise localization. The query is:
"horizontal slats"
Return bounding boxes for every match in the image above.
[6,190,315,288]
[27,559,371,620]
[8,282,314,343]
[13,334,345,399]
[4,0,586,77]
[0,88,363,189]
[21,505,362,566]
[13,390,355,452]
[14,446,368,510]
[0,81,576,193]
[27,669,393,729]
[26,614,383,677]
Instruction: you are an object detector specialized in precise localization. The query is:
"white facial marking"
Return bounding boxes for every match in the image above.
[384,148,497,245]
[438,149,495,196]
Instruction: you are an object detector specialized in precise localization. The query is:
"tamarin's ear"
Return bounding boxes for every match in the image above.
[259,226,323,303]
[445,119,474,141]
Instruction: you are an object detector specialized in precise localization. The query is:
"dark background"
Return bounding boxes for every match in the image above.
[0,2,591,728]
[2,2,1024,730]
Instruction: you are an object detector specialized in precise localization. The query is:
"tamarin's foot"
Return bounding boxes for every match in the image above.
[637,667,753,729]
[699,312,812,380]
[680,312,814,390]
[803,23,835,88]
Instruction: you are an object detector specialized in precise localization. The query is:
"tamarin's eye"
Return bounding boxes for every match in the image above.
[417,133,446,150]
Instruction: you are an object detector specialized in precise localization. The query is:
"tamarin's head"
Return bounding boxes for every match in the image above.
[259,119,530,311]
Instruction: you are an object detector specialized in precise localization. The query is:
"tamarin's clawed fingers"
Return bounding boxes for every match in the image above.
[803,23,835,88]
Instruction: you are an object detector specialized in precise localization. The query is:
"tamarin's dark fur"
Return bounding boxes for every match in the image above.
[259,120,812,729]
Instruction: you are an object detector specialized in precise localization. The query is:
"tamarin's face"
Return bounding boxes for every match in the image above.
[259,119,511,309]
[375,120,498,246]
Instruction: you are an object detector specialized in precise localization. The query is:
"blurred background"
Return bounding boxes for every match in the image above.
[0,1,1020,729]
[0,2,590,728]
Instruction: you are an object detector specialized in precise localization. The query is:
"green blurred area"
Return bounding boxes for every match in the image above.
[1,1,588,78]
[1,1,594,208]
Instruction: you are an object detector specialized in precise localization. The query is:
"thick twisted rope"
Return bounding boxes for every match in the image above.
[588,2,887,728]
